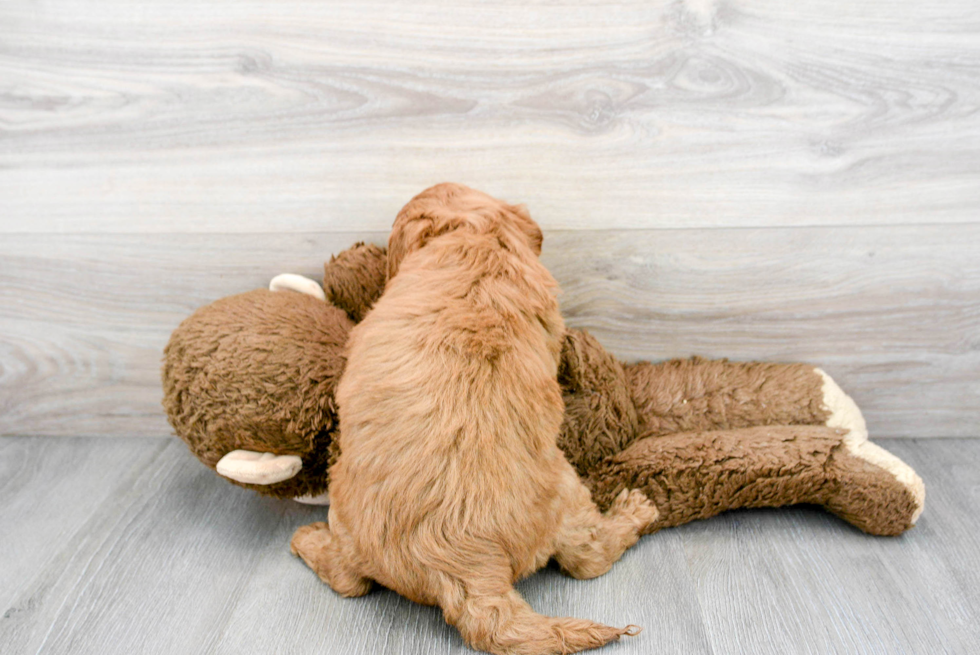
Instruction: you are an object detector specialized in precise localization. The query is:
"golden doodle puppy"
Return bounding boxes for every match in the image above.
[291,183,658,655]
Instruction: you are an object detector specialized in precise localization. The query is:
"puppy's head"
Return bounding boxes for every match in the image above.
[387,183,543,279]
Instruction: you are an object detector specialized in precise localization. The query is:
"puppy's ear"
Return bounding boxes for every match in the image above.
[387,215,431,280]
[508,203,543,256]
[389,213,467,280]
[388,204,470,279]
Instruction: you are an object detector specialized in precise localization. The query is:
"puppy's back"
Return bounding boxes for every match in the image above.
[332,231,566,590]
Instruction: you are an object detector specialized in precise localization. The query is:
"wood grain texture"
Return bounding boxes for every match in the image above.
[1,436,978,654]
[0,437,166,613]
[681,438,980,655]
[0,438,305,654]
[2,225,977,439]
[2,0,979,232]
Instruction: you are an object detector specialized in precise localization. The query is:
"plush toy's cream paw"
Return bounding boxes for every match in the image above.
[816,368,925,524]
[215,449,303,485]
[269,273,326,300]
[847,440,926,524]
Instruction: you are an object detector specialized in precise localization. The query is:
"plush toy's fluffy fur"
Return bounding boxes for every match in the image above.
[162,289,351,499]
[321,241,389,324]
[291,184,657,655]
[556,332,829,477]
[162,242,389,500]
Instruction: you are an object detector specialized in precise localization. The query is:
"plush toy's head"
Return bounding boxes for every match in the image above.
[162,242,388,500]
[162,288,352,499]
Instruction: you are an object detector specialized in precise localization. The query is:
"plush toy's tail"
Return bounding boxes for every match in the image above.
[589,425,923,536]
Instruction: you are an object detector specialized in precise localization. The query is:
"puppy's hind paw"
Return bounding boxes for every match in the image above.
[610,489,660,534]
[290,521,372,597]
[290,521,329,556]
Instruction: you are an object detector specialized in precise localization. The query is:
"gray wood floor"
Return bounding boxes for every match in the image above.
[1,436,976,654]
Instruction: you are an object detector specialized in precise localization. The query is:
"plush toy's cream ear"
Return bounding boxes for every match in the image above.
[294,491,331,505]
[216,450,303,485]
[269,273,326,300]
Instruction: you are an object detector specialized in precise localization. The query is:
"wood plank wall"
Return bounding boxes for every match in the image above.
[1,0,978,439]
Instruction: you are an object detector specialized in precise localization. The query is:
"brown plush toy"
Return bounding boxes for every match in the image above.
[163,244,924,535]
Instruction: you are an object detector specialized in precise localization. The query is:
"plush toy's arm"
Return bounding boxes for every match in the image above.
[559,330,865,473]
[322,242,388,323]
[587,424,924,536]
[558,330,864,467]
[623,357,838,437]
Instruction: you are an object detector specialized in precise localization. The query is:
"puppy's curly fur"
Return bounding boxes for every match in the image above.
[292,184,657,655]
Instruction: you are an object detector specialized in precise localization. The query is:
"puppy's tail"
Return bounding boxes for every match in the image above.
[448,586,639,655]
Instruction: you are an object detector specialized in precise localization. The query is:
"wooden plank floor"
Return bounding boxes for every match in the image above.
[1,436,977,654]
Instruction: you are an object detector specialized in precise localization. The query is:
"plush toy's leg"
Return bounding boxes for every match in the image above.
[823,440,924,535]
[588,425,923,536]
[549,462,658,579]
[290,520,372,597]
[620,359,926,528]
[815,369,925,525]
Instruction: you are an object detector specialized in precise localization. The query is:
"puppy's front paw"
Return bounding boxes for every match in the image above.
[290,521,329,557]
[610,489,659,534]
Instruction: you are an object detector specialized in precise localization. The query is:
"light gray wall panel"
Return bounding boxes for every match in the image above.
[1,225,976,438]
[1,0,979,232]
